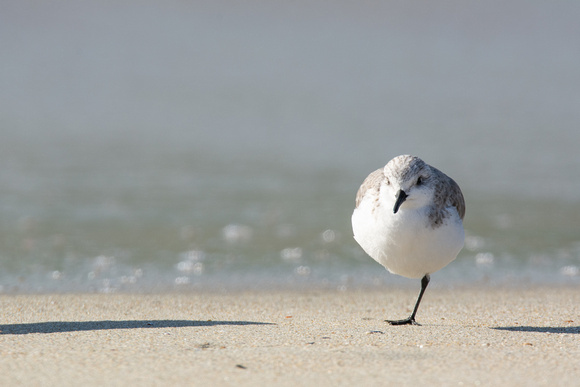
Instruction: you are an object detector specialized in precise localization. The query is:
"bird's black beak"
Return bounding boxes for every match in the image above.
[393,189,408,214]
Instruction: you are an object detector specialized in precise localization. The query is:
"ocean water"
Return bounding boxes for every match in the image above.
[1,1,579,293]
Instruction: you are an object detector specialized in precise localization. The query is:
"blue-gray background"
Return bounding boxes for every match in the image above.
[1,0,579,292]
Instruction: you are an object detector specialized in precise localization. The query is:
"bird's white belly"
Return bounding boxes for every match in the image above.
[352,199,464,279]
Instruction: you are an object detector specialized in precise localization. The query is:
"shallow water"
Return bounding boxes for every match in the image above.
[1,1,579,292]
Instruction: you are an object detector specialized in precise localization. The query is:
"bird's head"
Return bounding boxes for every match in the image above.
[383,155,436,214]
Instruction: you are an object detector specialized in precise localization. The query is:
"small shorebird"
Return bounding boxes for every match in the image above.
[352,155,465,325]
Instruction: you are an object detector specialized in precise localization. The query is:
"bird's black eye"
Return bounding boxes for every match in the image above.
[416,176,423,186]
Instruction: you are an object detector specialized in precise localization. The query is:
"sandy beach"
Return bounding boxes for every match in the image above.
[1,286,579,386]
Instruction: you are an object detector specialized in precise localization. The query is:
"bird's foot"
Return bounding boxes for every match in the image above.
[386,317,420,326]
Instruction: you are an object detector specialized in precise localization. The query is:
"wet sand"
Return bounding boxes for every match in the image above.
[1,287,579,386]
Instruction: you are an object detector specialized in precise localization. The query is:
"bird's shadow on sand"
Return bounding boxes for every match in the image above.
[0,320,275,335]
[492,326,580,334]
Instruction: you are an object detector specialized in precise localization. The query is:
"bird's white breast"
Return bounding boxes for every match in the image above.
[352,194,464,279]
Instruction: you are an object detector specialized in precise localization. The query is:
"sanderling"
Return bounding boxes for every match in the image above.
[352,155,465,325]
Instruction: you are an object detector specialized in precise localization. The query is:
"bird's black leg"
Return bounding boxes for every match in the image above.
[386,274,430,326]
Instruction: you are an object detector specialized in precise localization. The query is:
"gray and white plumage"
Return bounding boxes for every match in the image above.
[351,155,465,324]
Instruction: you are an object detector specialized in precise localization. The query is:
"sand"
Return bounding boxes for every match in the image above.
[1,286,579,386]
